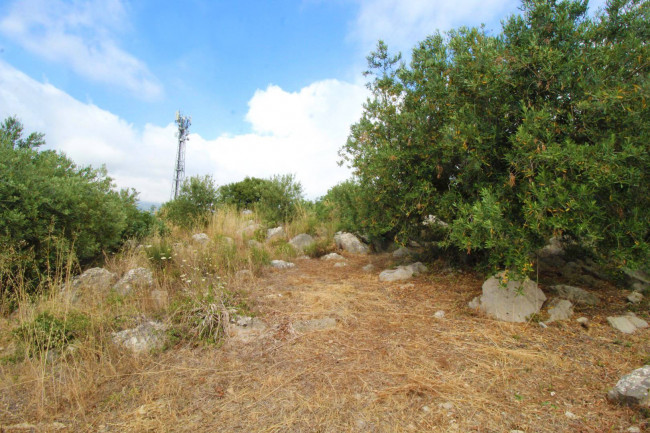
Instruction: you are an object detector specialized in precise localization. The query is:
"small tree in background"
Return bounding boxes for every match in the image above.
[160,175,218,228]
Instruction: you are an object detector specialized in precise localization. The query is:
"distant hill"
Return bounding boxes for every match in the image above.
[137,201,161,211]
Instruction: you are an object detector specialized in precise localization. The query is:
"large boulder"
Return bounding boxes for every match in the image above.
[379,267,414,282]
[624,268,650,292]
[62,267,117,301]
[546,298,574,323]
[266,226,285,242]
[112,321,168,353]
[404,262,428,276]
[469,273,546,323]
[289,234,315,252]
[192,233,210,244]
[334,232,369,254]
[113,268,154,296]
[607,312,649,334]
[608,365,650,407]
[548,284,600,306]
[392,247,412,259]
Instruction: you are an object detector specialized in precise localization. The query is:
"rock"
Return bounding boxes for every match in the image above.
[607,313,649,334]
[607,365,650,407]
[293,317,337,332]
[242,209,253,215]
[235,269,254,279]
[362,264,375,272]
[392,247,412,259]
[548,284,600,306]
[150,290,168,309]
[113,268,154,296]
[230,317,267,342]
[628,427,641,433]
[469,273,546,323]
[62,267,118,302]
[112,321,168,353]
[546,298,574,323]
[241,223,261,237]
[576,317,589,326]
[266,226,285,242]
[333,262,347,268]
[289,234,315,252]
[434,310,445,319]
[404,262,428,276]
[538,236,565,258]
[192,233,210,244]
[564,411,578,420]
[270,260,295,269]
[321,252,345,261]
[334,232,369,254]
[247,239,262,249]
[379,266,414,282]
[627,291,644,304]
[624,268,650,289]
[439,402,454,411]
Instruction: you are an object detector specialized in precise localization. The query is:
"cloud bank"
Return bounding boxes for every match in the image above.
[0,61,367,203]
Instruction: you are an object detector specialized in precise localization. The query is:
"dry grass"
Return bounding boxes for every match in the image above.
[0,212,648,432]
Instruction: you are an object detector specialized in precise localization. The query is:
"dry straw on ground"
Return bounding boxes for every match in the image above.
[0,212,647,432]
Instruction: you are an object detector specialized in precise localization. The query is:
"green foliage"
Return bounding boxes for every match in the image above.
[317,180,367,234]
[160,175,218,228]
[13,311,90,356]
[340,0,650,273]
[218,175,304,225]
[0,117,157,292]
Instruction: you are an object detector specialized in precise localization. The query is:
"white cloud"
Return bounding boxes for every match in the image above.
[0,0,162,99]
[351,0,519,54]
[0,61,368,203]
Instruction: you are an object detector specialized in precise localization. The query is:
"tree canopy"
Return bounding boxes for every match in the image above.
[340,0,649,272]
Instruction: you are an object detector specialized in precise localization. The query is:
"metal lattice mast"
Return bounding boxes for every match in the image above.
[171,111,191,199]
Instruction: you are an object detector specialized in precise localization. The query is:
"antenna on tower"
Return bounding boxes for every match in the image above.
[171,111,191,200]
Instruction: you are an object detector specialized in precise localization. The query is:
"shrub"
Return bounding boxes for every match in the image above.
[0,117,156,293]
[160,175,218,229]
[13,311,90,356]
[340,0,650,272]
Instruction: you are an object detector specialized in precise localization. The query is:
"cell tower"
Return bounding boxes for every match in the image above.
[171,111,191,199]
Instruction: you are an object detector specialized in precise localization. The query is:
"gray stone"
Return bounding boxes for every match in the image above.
[235,269,254,279]
[392,247,412,259]
[241,209,254,215]
[113,267,154,296]
[247,239,263,249]
[607,365,650,407]
[404,262,428,276]
[321,252,345,261]
[624,268,650,286]
[62,267,118,301]
[150,290,168,309]
[576,317,589,325]
[362,264,375,272]
[333,262,347,268]
[423,215,449,228]
[548,284,600,306]
[112,321,168,353]
[379,266,414,282]
[293,317,337,332]
[192,233,210,244]
[289,233,315,252]
[538,237,565,258]
[220,236,235,247]
[270,260,295,269]
[241,222,261,237]
[628,427,641,433]
[627,291,644,304]
[434,310,445,319]
[469,273,546,323]
[266,226,285,242]
[334,232,369,254]
[546,298,574,323]
[607,313,649,334]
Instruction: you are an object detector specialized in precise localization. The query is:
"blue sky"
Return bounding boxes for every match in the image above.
[0,0,608,203]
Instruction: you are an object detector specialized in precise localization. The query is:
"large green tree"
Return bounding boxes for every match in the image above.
[341,0,649,272]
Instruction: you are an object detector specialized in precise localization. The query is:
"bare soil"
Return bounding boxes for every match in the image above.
[1,253,648,432]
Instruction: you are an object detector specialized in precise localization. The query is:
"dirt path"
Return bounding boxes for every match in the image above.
[6,253,645,432]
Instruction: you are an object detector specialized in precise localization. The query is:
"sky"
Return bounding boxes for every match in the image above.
[0,0,609,204]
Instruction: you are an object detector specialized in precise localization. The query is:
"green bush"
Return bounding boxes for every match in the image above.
[0,117,157,292]
[160,175,218,228]
[13,311,90,356]
[340,0,649,273]
[218,174,304,225]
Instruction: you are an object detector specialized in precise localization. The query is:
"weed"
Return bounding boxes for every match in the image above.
[13,311,90,356]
